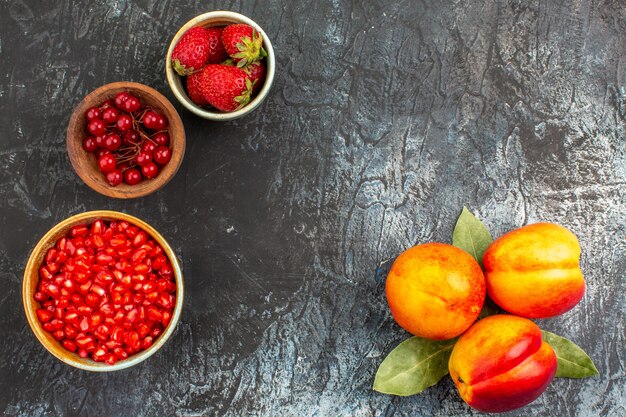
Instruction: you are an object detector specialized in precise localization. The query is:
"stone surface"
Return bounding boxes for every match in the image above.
[0,0,624,416]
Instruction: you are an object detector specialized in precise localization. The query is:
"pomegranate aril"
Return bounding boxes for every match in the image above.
[39,266,53,281]
[162,310,172,327]
[33,292,47,302]
[113,347,129,360]
[65,325,78,339]
[94,324,110,341]
[79,316,90,331]
[65,311,79,323]
[36,308,53,323]
[52,330,65,340]
[142,336,153,349]
[62,339,78,352]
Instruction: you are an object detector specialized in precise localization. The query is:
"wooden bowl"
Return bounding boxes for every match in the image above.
[66,82,186,199]
[22,210,184,372]
[165,11,276,121]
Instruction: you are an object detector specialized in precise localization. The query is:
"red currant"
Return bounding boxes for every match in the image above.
[100,99,114,110]
[87,119,106,136]
[142,141,156,154]
[102,107,119,124]
[116,114,133,131]
[135,151,152,166]
[105,169,123,186]
[122,129,140,145]
[114,92,130,109]
[86,107,101,121]
[104,133,122,151]
[98,153,117,173]
[142,111,167,130]
[141,162,158,179]
[123,95,141,113]
[153,146,171,165]
[83,136,98,152]
[95,148,110,159]
[152,132,170,146]
[123,168,142,185]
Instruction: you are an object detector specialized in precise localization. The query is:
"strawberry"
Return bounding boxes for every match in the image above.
[205,27,228,64]
[221,24,267,67]
[186,68,209,106]
[200,64,254,112]
[171,26,211,76]
[244,61,266,94]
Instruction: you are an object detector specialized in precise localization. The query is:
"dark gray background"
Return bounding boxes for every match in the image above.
[1,0,624,416]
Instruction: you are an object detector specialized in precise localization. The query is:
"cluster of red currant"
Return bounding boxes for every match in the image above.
[83,92,172,186]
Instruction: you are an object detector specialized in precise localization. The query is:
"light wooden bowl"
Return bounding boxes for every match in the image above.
[165,11,275,121]
[66,82,186,199]
[23,210,184,372]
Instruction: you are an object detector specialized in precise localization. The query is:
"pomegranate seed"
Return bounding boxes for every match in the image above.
[45,248,58,263]
[142,336,153,349]
[79,316,90,331]
[65,311,79,323]
[113,347,129,359]
[137,322,151,338]
[36,309,53,323]
[65,325,77,339]
[35,219,176,365]
[70,225,89,237]
[62,339,78,352]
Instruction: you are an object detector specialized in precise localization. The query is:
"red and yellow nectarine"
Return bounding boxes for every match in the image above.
[448,315,557,413]
[385,243,486,340]
[483,223,585,318]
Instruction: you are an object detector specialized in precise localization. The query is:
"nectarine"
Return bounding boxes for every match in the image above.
[385,243,485,340]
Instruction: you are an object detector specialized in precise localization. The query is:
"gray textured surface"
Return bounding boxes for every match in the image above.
[1,0,625,416]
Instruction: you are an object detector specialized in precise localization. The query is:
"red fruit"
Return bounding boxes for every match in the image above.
[244,61,266,94]
[98,153,116,173]
[142,111,168,130]
[206,27,228,64]
[123,168,142,185]
[152,132,170,146]
[186,69,210,106]
[116,114,133,131]
[122,95,141,113]
[102,107,119,124]
[171,26,212,76]
[34,219,176,365]
[105,169,123,186]
[142,141,156,154]
[104,133,122,151]
[135,151,152,166]
[83,136,98,152]
[200,64,254,112]
[153,146,171,165]
[87,119,106,136]
[114,92,130,109]
[221,24,267,66]
[86,107,101,121]
[141,162,158,179]
[122,129,141,145]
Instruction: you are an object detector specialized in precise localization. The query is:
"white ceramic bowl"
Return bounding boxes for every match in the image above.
[166,11,275,121]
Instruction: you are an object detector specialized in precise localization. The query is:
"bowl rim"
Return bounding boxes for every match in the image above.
[66,81,186,199]
[22,210,184,372]
[165,10,276,121]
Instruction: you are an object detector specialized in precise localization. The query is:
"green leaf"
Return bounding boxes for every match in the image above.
[373,337,457,396]
[452,207,493,267]
[541,330,599,378]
